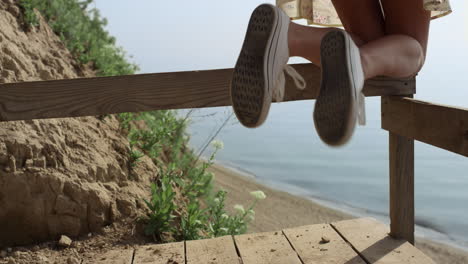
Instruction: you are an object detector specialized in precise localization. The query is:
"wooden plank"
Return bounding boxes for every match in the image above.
[133,242,185,264]
[81,248,134,264]
[186,235,239,264]
[0,64,414,122]
[283,224,365,264]
[234,231,302,264]
[389,132,415,244]
[382,96,468,157]
[332,218,435,264]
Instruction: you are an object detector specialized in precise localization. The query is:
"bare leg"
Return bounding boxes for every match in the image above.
[289,0,429,79]
[288,0,385,65]
[288,24,335,65]
[360,0,430,78]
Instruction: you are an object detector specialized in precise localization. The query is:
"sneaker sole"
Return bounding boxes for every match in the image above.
[231,4,280,128]
[313,31,357,146]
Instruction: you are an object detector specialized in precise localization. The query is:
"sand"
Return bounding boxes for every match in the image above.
[210,163,468,264]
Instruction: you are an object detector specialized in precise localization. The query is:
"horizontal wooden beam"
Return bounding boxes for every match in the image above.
[0,63,415,122]
[382,96,468,157]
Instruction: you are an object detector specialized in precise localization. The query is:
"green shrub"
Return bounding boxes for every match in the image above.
[118,112,135,131]
[19,0,39,27]
[129,147,144,168]
[141,138,267,241]
[18,0,138,76]
[143,175,177,241]
[180,199,206,241]
[205,190,232,237]
[206,190,262,237]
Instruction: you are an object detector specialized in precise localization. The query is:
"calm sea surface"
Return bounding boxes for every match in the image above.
[183,97,468,250]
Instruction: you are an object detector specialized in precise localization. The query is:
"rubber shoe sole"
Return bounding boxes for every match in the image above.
[231,4,280,128]
[313,30,357,146]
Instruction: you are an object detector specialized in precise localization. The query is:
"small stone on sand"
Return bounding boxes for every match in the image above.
[58,235,73,247]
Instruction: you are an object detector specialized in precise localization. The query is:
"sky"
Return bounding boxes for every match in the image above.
[93,0,468,107]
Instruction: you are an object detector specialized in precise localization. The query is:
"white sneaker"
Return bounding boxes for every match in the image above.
[313,30,366,146]
[231,4,306,128]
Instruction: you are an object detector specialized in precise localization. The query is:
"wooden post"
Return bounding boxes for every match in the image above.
[389,132,415,244]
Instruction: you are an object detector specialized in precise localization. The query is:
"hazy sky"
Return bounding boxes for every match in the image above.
[93,0,468,106]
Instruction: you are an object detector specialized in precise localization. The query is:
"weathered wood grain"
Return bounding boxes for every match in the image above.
[133,242,185,264]
[186,235,240,264]
[234,231,302,264]
[283,223,365,264]
[0,64,414,121]
[82,248,134,264]
[85,218,435,263]
[389,132,415,244]
[382,96,468,157]
[332,218,435,264]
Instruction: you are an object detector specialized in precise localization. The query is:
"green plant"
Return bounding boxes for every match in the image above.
[118,112,135,131]
[129,147,144,168]
[183,140,222,198]
[205,190,265,237]
[206,190,231,237]
[143,175,177,241]
[139,133,267,242]
[179,199,206,240]
[18,0,138,76]
[228,190,266,235]
[19,0,39,27]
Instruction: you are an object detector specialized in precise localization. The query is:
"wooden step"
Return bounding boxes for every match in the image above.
[77,218,434,264]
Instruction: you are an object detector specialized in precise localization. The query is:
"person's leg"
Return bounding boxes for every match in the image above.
[360,0,430,78]
[312,0,386,145]
[288,0,385,65]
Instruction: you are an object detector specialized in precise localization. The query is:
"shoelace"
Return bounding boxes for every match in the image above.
[271,64,366,126]
[273,65,306,102]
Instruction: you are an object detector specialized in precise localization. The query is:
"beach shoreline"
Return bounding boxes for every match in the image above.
[209,163,468,264]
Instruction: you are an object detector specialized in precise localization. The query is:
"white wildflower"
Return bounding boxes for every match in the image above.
[234,204,245,214]
[250,190,266,200]
[220,227,229,233]
[211,140,224,150]
[221,213,229,219]
[214,198,220,204]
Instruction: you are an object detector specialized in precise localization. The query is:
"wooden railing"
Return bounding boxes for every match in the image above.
[3,62,464,246]
[382,96,468,244]
[0,64,413,121]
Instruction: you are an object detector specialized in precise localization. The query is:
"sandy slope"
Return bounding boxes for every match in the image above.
[210,163,468,264]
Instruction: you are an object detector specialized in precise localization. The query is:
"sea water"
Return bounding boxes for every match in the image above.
[183,97,468,250]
